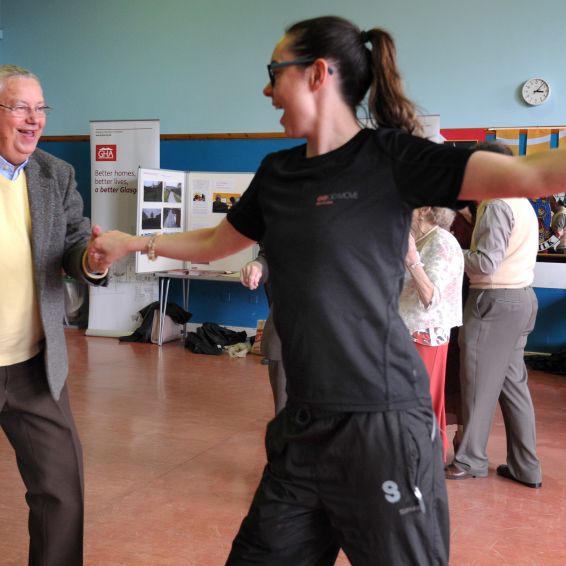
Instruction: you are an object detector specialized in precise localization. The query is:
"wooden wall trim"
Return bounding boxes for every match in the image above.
[39,130,480,142]
[39,127,566,144]
[40,132,290,142]
[162,132,289,140]
[41,135,90,142]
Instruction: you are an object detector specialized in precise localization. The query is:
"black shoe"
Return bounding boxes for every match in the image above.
[496,465,542,489]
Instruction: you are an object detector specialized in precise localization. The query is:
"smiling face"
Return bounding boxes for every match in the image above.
[263,35,317,139]
[0,76,46,165]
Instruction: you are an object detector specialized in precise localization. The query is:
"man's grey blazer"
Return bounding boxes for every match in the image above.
[26,148,106,400]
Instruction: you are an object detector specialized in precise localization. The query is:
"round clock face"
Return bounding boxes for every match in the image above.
[521,78,551,106]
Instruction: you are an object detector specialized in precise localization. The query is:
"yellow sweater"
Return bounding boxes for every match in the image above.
[0,172,44,366]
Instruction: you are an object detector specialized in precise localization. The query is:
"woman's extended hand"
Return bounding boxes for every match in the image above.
[89,227,138,266]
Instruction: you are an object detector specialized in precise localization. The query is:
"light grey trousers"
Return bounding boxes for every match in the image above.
[454,287,541,484]
[261,309,287,415]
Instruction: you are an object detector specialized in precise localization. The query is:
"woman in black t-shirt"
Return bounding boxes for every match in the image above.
[91,15,566,566]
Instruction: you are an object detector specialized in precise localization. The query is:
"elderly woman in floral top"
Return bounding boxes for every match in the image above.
[399,206,464,462]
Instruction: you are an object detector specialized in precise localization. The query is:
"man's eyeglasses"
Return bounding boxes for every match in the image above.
[0,103,52,117]
[267,58,333,87]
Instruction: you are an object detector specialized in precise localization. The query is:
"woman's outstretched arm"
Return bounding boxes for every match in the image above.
[89,218,255,266]
[460,148,566,201]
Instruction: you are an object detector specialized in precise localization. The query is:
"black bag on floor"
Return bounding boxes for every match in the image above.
[185,328,223,355]
[200,322,247,347]
[120,301,191,343]
[184,322,247,355]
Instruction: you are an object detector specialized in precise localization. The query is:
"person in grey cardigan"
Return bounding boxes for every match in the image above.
[241,247,287,414]
[445,141,542,488]
[0,64,110,565]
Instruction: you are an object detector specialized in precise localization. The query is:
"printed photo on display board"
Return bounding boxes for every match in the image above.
[212,193,240,213]
[164,183,182,203]
[163,207,182,228]
[141,208,162,230]
[143,180,163,202]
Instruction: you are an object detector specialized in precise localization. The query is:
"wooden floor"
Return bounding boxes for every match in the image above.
[1,329,565,565]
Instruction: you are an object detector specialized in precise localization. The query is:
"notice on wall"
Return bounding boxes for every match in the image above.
[87,119,160,337]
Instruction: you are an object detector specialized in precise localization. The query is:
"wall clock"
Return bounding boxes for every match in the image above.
[521,78,551,106]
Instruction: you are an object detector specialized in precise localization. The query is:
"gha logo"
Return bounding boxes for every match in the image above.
[96,145,117,161]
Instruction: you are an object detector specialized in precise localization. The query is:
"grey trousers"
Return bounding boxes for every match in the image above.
[454,287,541,484]
[267,360,287,415]
[261,309,287,415]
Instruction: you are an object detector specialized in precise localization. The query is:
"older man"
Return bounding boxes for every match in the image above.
[445,141,542,489]
[0,64,110,565]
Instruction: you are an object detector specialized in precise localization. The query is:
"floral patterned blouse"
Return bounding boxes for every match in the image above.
[399,226,464,346]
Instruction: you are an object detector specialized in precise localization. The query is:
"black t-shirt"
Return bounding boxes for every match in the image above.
[228,128,472,412]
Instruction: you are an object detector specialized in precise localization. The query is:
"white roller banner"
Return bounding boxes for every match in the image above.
[87,120,160,337]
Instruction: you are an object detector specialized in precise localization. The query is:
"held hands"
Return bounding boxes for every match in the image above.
[84,225,111,274]
[87,225,136,269]
[240,260,264,289]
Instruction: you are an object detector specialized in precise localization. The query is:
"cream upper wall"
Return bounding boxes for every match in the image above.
[2,0,565,135]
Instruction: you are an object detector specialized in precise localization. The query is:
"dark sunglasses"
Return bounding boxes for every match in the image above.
[267,58,334,87]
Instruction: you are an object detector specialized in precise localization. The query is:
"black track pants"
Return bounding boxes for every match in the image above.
[226,405,449,566]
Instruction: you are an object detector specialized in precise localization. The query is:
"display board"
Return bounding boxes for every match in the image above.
[136,169,258,274]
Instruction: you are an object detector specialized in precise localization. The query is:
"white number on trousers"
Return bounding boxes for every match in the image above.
[382,480,401,503]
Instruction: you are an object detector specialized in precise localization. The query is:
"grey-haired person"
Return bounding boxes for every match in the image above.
[0,64,110,565]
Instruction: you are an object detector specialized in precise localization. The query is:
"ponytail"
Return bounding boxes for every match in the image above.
[364,29,421,135]
[285,17,420,134]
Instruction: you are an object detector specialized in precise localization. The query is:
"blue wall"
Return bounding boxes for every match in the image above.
[182,278,267,329]
[529,288,566,353]
[4,0,566,134]
[38,136,304,330]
